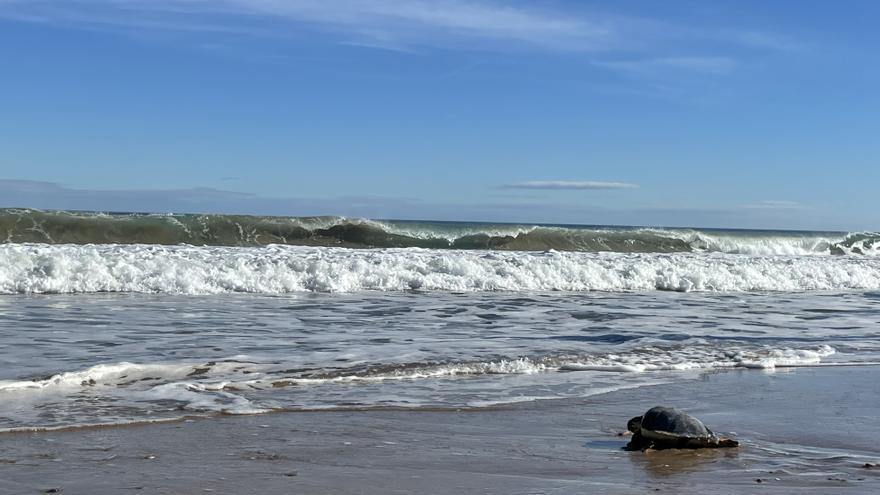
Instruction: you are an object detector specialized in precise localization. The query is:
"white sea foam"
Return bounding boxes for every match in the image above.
[376,221,539,242]
[243,346,841,388]
[561,345,837,372]
[0,343,846,430]
[2,243,880,295]
[3,344,832,393]
[735,345,836,369]
[0,360,262,393]
[0,362,196,391]
[136,382,270,415]
[666,230,843,256]
[835,234,880,256]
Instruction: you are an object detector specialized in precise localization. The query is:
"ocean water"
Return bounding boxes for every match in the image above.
[1,210,879,431]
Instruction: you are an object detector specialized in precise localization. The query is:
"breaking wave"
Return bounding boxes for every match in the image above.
[2,208,876,255]
[3,243,880,294]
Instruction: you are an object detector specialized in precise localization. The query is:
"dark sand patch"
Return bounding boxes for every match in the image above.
[1,366,878,494]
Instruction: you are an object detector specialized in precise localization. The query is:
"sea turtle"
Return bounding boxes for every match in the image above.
[625,406,739,451]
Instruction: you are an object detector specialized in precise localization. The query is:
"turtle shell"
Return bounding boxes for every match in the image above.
[638,406,716,444]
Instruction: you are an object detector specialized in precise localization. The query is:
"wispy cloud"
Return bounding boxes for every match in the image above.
[731,31,800,51]
[0,180,851,230]
[0,0,795,60]
[741,200,807,210]
[595,56,737,76]
[502,180,638,190]
[0,0,614,51]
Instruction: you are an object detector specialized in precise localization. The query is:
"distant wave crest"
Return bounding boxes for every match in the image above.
[2,208,876,255]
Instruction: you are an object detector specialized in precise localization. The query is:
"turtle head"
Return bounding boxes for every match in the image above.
[627,415,643,433]
[716,437,739,448]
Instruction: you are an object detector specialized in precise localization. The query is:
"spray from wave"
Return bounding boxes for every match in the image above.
[3,243,880,294]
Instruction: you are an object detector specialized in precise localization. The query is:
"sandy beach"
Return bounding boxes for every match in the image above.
[4,1,879,493]
[2,365,877,495]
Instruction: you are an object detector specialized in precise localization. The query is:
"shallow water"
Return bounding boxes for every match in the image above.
[1,290,878,431]
[3,366,878,495]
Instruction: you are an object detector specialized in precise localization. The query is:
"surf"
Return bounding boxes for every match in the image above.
[2,208,876,255]
[3,243,880,294]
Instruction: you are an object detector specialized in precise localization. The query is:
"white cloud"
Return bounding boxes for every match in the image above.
[0,0,795,59]
[595,56,737,76]
[0,0,614,51]
[502,181,638,190]
[741,200,806,210]
[3,179,854,230]
[732,31,800,51]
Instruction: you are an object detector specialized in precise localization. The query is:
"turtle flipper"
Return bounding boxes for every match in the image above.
[716,437,739,448]
[624,432,653,451]
[705,427,738,448]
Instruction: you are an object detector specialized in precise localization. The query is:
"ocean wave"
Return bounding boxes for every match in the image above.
[0,343,843,431]
[0,345,837,394]
[260,344,839,381]
[2,243,880,295]
[0,344,841,392]
[2,208,874,255]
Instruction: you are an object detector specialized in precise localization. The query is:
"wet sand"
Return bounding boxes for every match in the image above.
[2,366,878,495]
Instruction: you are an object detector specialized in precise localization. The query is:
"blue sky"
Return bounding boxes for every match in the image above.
[1,1,878,230]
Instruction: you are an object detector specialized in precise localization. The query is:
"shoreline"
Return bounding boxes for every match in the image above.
[5,360,877,437]
[2,366,878,494]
